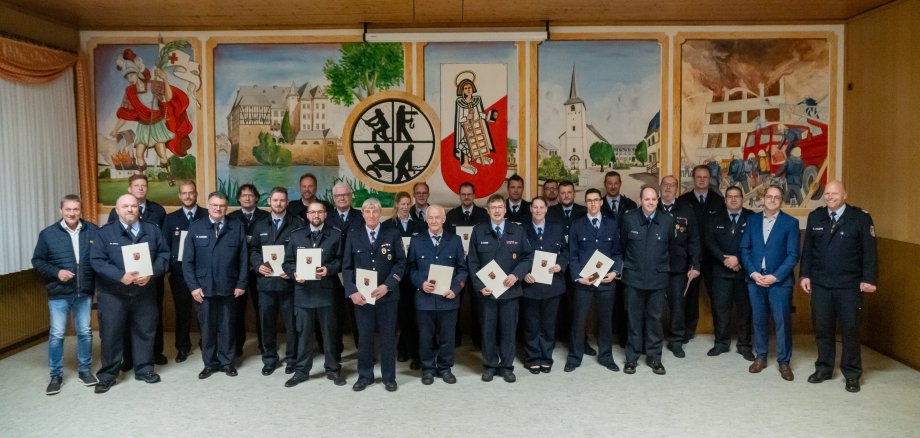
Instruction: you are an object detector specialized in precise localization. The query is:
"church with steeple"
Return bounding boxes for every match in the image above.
[557,65,610,169]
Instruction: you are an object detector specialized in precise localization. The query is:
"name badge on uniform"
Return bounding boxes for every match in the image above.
[629,230,639,235]
[512,253,517,260]
[175,230,181,236]
[813,227,824,231]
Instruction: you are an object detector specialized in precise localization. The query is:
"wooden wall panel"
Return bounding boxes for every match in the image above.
[861,238,920,370]
[0,3,79,51]
[0,271,50,353]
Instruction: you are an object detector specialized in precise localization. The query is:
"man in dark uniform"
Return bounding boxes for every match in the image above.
[90,194,169,393]
[445,182,488,349]
[183,192,249,379]
[343,198,406,392]
[446,182,490,233]
[677,164,725,340]
[547,181,589,350]
[600,171,637,349]
[407,205,468,385]
[704,186,754,360]
[800,180,877,393]
[564,188,622,373]
[409,182,431,223]
[287,173,332,220]
[468,194,534,383]
[282,200,346,388]
[328,182,365,354]
[106,174,168,367]
[161,180,207,363]
[504,174,531,224]
[250,187,304,376]
[226,184,269,358]
[658,175,701,359]
[621,186,675,375]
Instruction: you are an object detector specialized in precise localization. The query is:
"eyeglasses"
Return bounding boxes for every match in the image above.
[585,198,602,204]
[333,193,352,199]
[764,195,783,201]
[307,210,326,215]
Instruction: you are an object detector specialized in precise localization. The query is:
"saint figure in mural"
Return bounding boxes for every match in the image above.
[452,71,497,175]
[108,48,193,186]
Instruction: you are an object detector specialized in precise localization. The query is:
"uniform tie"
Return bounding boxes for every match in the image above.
[187,211,194,222]
[592,218,600,230]
[537,226,543,240]
[731,213,738,226]
[699,195,705,204]
[273,218,281,230]
[213,221,221,238]
[830,211,838,227]
[433,235,441,247]
[244,212,253,223]
[564,208,571,218]
[511,205,518,214]
[369,230,376,245]
[464,210,471,223]
[494,225,502,239]
[340,213,347,223]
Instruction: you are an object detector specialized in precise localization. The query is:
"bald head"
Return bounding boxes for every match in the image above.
[823,180,847,211]
[115,194,140,225]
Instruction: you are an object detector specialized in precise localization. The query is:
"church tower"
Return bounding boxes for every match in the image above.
[563,65,589,168]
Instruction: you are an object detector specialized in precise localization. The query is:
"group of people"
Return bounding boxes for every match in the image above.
[32,165,876,396]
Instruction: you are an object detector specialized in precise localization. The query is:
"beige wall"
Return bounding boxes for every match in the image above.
[0,3,79,51]
[845,0,920,370]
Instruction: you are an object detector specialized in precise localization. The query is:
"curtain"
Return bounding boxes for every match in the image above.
[0,36,76,84]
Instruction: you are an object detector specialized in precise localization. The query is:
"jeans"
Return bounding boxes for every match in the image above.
[48,295,93,377]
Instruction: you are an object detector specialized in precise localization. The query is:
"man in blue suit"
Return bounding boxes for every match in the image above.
[741,185,800,381]
[183,192,249,379]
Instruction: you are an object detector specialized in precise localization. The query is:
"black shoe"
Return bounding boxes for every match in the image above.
[154,353,168,366]
[352,379,372,392]
[440,371,457,384]
[808,371,832,384]
[384,381,398,392]
[541,365,552,374]
[564,364,577,372]
[707,346,728,357]
[845,378,860,393]
[120,360,133,372]
[222,366,238,377]
[78,371,98,386]
[421,374,435,385]
[528,366,541,375]
[647,360,666,375]
[481,369,495,382]
[669,343,686,358]
[325,371,347,386]
[46,376,63,395]
[409,360,421,370]
[624,362,637,374]
[198,367,214,379]
[738,349,755,361]
[175,350,190,363]
[500,370,516,383]
[585,344,598,356]
[94,380,113,394]
[605,362,620,372]
[285,366,294,375]
[262,363,278,376]
[134,372,161,384]
[284,373,309,388]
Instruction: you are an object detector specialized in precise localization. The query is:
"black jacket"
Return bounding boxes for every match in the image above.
[620,209,675,291]
[284,225,343,308]
[801,205,878,288]
[705,208,754,280]
[250,213,304,292]
[32,220,98,299]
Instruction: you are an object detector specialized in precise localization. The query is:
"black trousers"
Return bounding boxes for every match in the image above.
[417,309,458,374]
[522,295,561,367]
[200,295,236,369]
[710,275,752,351]
[168,272,196,353]
[122,278,164,362]
[812,284,863,379]
[259,289,295,366]
[480,296,519,371]
[613,281,628,347]
[293,305,340,375]
[396,281,419,361]
[625,285,666,363]
[330,281,358,355]
[354,298,398,383]
[96,291,156,383]
[234,275,262,355]
[567,288,615,367]
[556,277,575,342]
[455,282,482,347]
[665,273,689,346]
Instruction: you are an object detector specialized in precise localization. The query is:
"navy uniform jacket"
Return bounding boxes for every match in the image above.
[800,205,877,289]
[250,212,304,292]
[601,195,637,220]
[407,232,468,311]
[342,225,406,304]
[658,202,701,273]
[283,225,343,308]
[548,202,587,240]
[620,209,676,291]
[382,216,425,237]
[182,218,249,297]
[90,221,169,296]
[467,221,534,300]
[227,208,270,242]
[162,206,208,274]
[505,199,532,225]
[410,204,429,223]
[32,220,99,299]
[107,200,166,229]
[740,211,800,288]
[287,199,333,221]
[677,189,725,249]
[705,208,754,280]
[522,220,569,299]
[446,205,490,232]
[328,207,365,235]
[568,214,623,292]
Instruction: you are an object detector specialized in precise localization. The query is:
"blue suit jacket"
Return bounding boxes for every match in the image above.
[741,211,800,287]
[522,220,569,299]
[182,217,249,296]
[407,232,468,311]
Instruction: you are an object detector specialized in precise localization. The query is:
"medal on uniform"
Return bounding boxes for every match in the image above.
[382,247,387,254]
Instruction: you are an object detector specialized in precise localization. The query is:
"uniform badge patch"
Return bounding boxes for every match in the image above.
[870,225,876,237]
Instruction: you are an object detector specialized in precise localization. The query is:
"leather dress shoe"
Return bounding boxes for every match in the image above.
[481,369,495,382]
[808,371,832,384]
[669,344,686,358]
[528,366,541,375]
[440,371,457,384]
[500,370,516,383]
[222,366,238,377]
[541,365,551,374]
[352,379,372,391]
[647,360,666,375]
[94,380,113,394]
[285,365,294,375]
[421,374,434,385]
[779,363,794,381]
[738,349,755,361]
[845,378,860,393]
[585,344,598,356]
[175,350,190,363]
[262,363,278,376]
[134,372,161,384]
[605,362,620,372]
[623,362,637,374]
[707,346,728,357]
[198,367,214,379]
[154,353,168,366]
[749,358,767,373]
[326,371,347,386]
[284,373,309,388]
[563,364,577,373]
[384,381,398,392]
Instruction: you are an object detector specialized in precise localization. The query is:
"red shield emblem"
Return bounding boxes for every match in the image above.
[596,261,603,269]
[306,256,313,264]
[133,252,140,261]
[271,253,278,261]
[488,272,496,280]
[363,278,370,286]
[541,260,548,268]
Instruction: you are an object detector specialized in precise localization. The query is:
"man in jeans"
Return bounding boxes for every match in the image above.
[31,194,99,395]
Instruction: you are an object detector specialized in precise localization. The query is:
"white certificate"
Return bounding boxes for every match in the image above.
[475,260,510,298]
[121,243,153,278]
[578,250,615,287]
[296,248,322,281]
[531,250,558,285]
[356,268,377,305]
[262,245,285,277]
[401,236,411,254]
[455,226,474,254]
[427,264,454,296]
[177,230,188,262]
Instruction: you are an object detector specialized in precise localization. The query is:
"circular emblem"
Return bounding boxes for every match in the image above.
[342,91,440,191]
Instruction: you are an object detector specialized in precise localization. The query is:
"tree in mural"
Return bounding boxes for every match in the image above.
[323,42,404,106]
[538,155,579,183]
[252,132,292,166]
[589,141,614,171]
[281,111,295,144]
[635,140,648,166]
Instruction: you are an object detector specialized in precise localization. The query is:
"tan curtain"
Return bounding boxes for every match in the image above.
[0,36,76,84]
[75,55,99,219]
